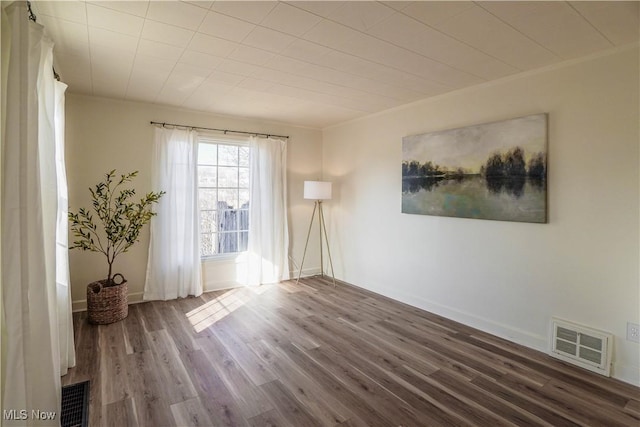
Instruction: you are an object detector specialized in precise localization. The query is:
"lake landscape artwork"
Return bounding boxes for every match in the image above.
[402,114,547,223]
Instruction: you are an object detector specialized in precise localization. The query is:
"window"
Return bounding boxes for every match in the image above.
[197,138,250,257]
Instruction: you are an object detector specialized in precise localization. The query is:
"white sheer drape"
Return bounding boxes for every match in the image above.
[246,136,290,286]
[2,2,75,423]
[144,127,203,300]
[54,81,75,375]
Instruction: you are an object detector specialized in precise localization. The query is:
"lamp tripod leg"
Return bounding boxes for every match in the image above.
[319,203,336,288]
[319,201,323,277]
[296,201,317,285]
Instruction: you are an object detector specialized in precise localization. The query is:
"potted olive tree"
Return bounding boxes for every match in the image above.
[69,170,164,324]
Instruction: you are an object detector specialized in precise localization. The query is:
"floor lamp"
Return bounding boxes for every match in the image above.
[297,181,336,287]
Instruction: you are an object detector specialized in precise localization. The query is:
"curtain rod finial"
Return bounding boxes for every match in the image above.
[27,1,37,22]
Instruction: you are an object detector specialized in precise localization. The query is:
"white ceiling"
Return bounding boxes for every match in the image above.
[32,1,639,128]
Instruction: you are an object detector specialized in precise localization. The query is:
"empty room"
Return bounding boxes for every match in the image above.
[1,1,639,426]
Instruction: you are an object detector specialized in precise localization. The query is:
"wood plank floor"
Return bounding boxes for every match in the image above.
[62,277,640,426]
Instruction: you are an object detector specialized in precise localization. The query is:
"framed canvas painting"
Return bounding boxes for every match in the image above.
[402,113,547,223]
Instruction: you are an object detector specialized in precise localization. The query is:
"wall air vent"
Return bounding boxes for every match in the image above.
[550,317,613,377]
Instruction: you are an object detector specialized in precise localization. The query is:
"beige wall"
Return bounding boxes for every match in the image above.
[322,45,640,385]
[66,95,323,308]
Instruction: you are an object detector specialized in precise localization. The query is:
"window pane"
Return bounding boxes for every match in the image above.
[219,232,238,253]
[219,210,237,232]
[239,231,248,252]
[239,168,249,188]
[200,210,217,233]
[218,189,238,209]
[239,146,250,166]
[198,166,217,187]
[197,141,250,258]
[218,166,238,188]
[218,145,238,166]
[238,209,249,231]
[199,144,217,165]
[201,233,216,256]
[199,189,217,210]
[239,190,249,209]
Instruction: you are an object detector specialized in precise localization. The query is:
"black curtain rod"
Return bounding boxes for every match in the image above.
[150,121,289,139]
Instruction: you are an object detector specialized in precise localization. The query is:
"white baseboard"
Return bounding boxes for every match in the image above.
[71,269,321,311]
[354,281,547,351]
[612,362,640,386]
[203,280,244,292]
[202,267,322,291]
[290,267,321,278]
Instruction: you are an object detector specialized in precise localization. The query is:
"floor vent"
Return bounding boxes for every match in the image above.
[550,318,613,377]
[61,381,89,427]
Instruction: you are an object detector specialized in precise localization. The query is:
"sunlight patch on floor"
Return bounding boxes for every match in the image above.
[186,286,270,332]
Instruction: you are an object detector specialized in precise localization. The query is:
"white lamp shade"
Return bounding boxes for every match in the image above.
[304,181,332,200]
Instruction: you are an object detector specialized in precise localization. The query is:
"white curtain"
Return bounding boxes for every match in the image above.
[246,136,290,286]
[2,2,75,424]
[54,81,75,375]
[144,127,203,300]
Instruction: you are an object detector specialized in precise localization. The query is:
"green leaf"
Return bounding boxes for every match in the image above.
[68,169,165,269]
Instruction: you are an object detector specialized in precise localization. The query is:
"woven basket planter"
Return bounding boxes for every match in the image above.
[86,273,128,325]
